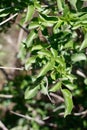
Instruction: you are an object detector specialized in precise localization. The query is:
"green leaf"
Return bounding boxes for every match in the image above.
[50,48,58,58]
[64,40,74,49]
[25,56,37,70]
[71,53,86,63]
[66,74,76,83]
[80,33,87,50]
[34,0,41,12]
[25,85,40,99]
[0,7,11,17]
[18,43,26,60]
[72,23,81,30]
[51,71,56,80]
[41,84,48,95]
[31,45,43,51]
[39,14,58,22]
[69,0,77,10]
[0,13,9,17]
[61,89,73,117]
[56,0,64,12]
[37,49,52,58]
[25,30,37,47]
[63,81,77,90]
[56,56,66,67]
[84,78,87,85]
[0,7,11,12]
[25,5,35,23]
[38,61,54,78]
[53,19,63,33]
[28,21,39,30]
[39,14,58,27]
[49,81,61,92]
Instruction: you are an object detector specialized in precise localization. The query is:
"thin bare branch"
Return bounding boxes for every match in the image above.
[17,23,28,51]
[17,23,29,34]
[53,105,65,112]
[44,77,54,104]
[0,13,18,26]
[58,110,87,117]
[50,92,64,102]
[10,111,33,120]
[10,111,45,125]
[0,121,8,130]
[11,111,58,127]
[0,67,9,80]
[58,112,64,116]
[74,110,87,116]
[0,94,13,98]
[76,69,86,78]
[0,66,24,70]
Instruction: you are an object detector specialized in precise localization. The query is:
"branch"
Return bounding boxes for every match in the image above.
[58,110,87,117]
[0,13,18,26]
[11,111,57,128]
[0,121,8,130]
[0,94,13,98]
[10,111,45,125]
[74,110,87,116]
[0,67,9,80]
[0,66,24,71]
[53,105,65,112]
[10,111,33,120]
[17,23,28,51]
[50,92,64,102]
[76,69,86,78]
[17,23,29,34]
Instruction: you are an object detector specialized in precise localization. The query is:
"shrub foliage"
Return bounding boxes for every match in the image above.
[0,0,87,130]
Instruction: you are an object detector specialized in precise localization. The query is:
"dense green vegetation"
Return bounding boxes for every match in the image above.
[0,0,87,129]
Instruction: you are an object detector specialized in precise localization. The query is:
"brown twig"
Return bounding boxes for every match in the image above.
[0,67,9,80]
[17,23,29,34]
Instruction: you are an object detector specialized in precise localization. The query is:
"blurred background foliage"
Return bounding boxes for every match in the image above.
[0,0,87,130]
